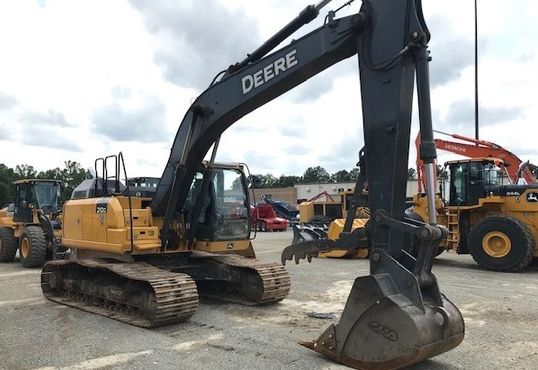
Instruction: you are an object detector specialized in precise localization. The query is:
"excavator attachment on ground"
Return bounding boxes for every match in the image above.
[285,215,464,368]
[291,147,370,259]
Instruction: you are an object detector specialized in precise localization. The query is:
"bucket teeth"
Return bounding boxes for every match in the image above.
[281,239,336,265]
[300,274,465,370]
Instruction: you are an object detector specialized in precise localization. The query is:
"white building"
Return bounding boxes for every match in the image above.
[294,180,419,202]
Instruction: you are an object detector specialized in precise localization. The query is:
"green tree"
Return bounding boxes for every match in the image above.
[302,166,330,183]
[38,167,63,181]
[331,169,352,182]
[0,164,18,204]
[250,173,277,188]
[349,168,359,181]
[15,164,37,178]
[407,168,417,180]
[231,177,243,190]
[59,160,89,201]
[274,175,302,187]
[0,182,9,207]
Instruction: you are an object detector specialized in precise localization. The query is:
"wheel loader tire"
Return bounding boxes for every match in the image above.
[0,227,18,262]
[468,216,535,272]
[19,226,48,268]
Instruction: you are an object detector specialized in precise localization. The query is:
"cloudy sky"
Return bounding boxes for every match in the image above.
[0,0,536,178]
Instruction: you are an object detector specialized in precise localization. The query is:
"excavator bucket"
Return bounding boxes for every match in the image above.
[299,250,464,369]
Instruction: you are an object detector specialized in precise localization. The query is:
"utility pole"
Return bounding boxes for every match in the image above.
[474,0,479,140]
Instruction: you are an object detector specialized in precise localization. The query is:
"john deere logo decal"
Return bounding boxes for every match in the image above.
[526,192,538,203]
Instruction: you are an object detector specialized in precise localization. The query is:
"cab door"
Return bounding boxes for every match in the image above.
[13,183,33,223]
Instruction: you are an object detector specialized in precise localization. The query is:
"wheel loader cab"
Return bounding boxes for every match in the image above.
[13,180,61,222]
[187,165,251,242]
[447,159,503,207]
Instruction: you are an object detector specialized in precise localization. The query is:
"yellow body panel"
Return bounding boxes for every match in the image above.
[62,195,254,256]
[62,196,161,255]
[194,240,253,253]
[411,191,538,256]
[0,206,61,239]
[319,218,369,258]
[0,208,16,229]
[298,201,341,223]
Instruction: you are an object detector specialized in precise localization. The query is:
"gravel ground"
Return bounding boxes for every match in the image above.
[0,229,537,369]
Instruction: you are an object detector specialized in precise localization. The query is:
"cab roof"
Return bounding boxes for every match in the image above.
[13,179,62,185]
[444,157,505,166]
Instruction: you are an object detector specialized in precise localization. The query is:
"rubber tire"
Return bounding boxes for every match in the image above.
[19,226,48,268]
[468,216,535,272]
[0,227,18,262]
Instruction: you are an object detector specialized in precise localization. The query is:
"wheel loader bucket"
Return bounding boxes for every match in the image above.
[301,252,464,369]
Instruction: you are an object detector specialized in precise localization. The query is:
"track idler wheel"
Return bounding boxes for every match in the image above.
[302,274,464,369]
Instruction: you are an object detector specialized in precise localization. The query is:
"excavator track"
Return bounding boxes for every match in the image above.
[41,259,198,328]
[186,252,291,305]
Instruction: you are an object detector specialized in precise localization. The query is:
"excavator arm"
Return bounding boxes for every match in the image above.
[416,130,536,192]
[150,1,463,368]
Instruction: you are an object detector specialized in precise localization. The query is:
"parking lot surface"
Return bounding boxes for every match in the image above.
[1,230,537,369]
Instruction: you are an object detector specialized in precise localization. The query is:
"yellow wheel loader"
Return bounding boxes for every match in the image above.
[0,179,62,268]
[41,1,464,368]
[410,157,538,271]
[293,149,370,259]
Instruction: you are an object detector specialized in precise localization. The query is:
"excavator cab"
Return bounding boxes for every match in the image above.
[186,163,251,241]
[13,179,61,222]
[446,158,504,206]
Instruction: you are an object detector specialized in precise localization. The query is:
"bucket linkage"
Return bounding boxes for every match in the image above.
[282,210,464,369]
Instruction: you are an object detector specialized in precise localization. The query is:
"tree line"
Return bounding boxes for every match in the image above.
[251,165,424,188]
[0,161,90,206]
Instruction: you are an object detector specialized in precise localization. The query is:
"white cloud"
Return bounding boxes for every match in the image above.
[0,0,535,180]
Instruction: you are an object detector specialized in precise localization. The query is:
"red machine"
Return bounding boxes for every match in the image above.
[416,129,535,192]
[251,204,288,232]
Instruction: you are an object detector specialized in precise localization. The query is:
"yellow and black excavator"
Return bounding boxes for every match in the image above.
[41,0,464,368]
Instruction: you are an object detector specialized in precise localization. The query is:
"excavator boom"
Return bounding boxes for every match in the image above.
[150,7,369,244]
[416,130,536,192]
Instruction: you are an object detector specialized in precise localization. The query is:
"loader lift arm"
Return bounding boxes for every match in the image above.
[150,0,463,368]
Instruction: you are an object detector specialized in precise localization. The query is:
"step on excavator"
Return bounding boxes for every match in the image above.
[41,0,464,368]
